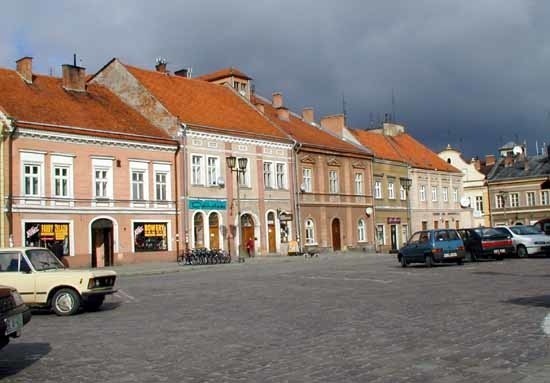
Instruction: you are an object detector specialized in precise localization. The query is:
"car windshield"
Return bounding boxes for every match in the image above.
[26,249,65,271]
[510,225,543,235]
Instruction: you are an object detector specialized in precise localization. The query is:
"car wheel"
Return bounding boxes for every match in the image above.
[52,288,81,316]
[84,296,105,312]
[517,245,528,258]
[400,255,408,268]
[457,259,464,266]
[425,255,433,267]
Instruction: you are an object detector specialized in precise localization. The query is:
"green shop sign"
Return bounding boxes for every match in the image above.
[188,199,227,210]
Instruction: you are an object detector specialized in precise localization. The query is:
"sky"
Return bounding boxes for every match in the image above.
[2,0,549,159]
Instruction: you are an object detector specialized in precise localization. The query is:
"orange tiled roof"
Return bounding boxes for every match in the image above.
[0,68,172,143]
[124,64,289,141]
[196,67,252,82]
[352,129,459,172]
[252,95,369,156]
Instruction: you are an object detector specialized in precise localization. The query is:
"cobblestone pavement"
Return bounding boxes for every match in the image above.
[1,254,550,382]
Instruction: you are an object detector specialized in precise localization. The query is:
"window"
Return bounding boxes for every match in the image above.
[329,170,338,194]
[133,222,168,252]
[305,219,315,244]
[193,213,205,248]
[526,192,535,207]
[191,155,203,185]
[276,163,286,189]
[355,173,364,195]
[238,157,250,187]
[24,164,40,196]
[388,182,395,199]
[475,195,484,212]
[442,187,448,202]
[453,188,458,202]
[302,168,312,192]
[401,224,409,243]
[206,156,219,186]
[155,172,167,201]
[542,190,549,205]
[53,166,69,197]
[495,194,505,209]
[95,169,109,198]
[131,171,145,201]
[263,162,273,189]
[431,187,438,202]
[400,185,406,200]
[357,219,366,242]
[374,181,382,199]
[421,221,428,230]
[376,224,385,245]
[434,220,439,229]
[419,185,426,201]
[510,193,519,208]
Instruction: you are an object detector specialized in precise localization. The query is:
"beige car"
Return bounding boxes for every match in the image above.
[0,247,116,316]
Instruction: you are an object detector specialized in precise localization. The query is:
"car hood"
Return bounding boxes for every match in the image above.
[37,269,117,278]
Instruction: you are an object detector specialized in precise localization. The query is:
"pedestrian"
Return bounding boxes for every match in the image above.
[246,237,255,258]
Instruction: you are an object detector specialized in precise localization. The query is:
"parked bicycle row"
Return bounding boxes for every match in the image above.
[176,248,232,265]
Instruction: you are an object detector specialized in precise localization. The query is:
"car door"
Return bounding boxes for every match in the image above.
[416,231,432,262]
[0,250,36,303]
[402,232,421,261]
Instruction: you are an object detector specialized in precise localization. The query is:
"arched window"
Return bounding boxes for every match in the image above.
[357,219,366,242]
[193,212,204,248]
[305,219,315,244]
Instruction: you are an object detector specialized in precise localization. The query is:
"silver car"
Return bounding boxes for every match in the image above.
[499,226,550,257]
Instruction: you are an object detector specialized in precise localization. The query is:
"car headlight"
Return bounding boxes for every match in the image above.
[11,291,24,306]
[87,278,101,289]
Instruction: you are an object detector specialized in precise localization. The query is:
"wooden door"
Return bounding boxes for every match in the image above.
[332,218,341,251]
[390,225,397,251]
[209,213,220,249]
[268,224,276,253]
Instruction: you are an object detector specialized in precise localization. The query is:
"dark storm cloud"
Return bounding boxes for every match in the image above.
[2,0,549,158]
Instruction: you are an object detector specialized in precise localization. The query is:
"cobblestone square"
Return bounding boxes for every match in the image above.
[1,254,550,382]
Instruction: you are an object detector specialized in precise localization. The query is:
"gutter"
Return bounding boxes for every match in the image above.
[292,140,303,252]
[180,123,190,252]
[6,118,16,247]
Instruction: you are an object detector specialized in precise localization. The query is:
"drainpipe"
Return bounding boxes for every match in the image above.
[292,140,303,252]
[180,123,189,252]
[0,119,6,247]
[174,135,181,259]
[6,118,16,247]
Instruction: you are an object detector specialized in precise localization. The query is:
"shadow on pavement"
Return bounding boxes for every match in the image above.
[0,342,51,378]
[505,295,550,308]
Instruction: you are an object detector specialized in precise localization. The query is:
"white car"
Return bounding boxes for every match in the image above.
[499,226,550,257]
[0,247,116,316]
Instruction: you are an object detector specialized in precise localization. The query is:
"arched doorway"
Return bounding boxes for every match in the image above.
[91,218,114,267]
[193,212,205,248]
[241,213,255,253]
[209,212,220,249]
[267,212,276,253]
[331,218,341,251]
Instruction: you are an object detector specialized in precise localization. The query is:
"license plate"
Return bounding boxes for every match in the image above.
[444,252,457,258]
[493,249,505,254]
[4,313,23,336]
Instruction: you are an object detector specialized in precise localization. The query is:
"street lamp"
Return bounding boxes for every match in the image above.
[400,177,412,240]
[227,156,248,263]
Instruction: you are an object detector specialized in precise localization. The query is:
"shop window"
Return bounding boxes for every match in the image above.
[134,222,168,252]
[24,222,70,258]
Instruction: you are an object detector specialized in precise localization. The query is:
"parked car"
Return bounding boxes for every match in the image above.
[498,225,550,257]
[397,229,465,267]
[0,285,31,350]
[457,227,514,261]
[534,218,550,235]
[0,247,117,316]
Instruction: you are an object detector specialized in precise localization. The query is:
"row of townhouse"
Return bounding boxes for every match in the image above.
[439,142,550,228]
[0,55,472,265]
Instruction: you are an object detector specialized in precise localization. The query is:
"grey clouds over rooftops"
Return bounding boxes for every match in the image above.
[2,0,549,159]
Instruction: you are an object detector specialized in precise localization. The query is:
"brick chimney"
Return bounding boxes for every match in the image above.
[302,107,314,123]
[276,107,290,121]
[471,157,481,171]
[504,154,514,167]
[320,114,345,137]
[155,62,167,73]
[62,64,86,92]
[485,154,496,166]
[16,56,33,84]
[255,103,265,114]
[272,92,283,109]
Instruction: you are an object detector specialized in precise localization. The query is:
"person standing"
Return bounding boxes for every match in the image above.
[246,237,255,258]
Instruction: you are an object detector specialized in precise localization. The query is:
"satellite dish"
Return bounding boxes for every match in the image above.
[512,146,523,156]
[460,196,471,208]
[217,177,225,188]
[365,207,373,216]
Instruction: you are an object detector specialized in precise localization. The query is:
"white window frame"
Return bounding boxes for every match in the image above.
[453,188,458,202]
[376,224,385,245]
[263,161,274,189]
[153,163,172,205]
[191,154,204,185]
[329,170,339,194]
[206,156,219,187]
[495,194,505,209]
[23,164,41,197]
[302,168,312,192]
[541,190,549,205]
[51,154,74,202]
[419,185,426,202]
[276,162,287,189]
[355,173,364,195]
[21,152,45,201]
[442,187,448,202]
[357,219,366,242]
[509,192,519,208]
[388,181,395,200]
[92,158,114,202]
[129,161,149,206]
[401,224,409,244]
[374,180,382,199]
[431,186,438,202]
[526,191,536,207]
[475,195,484,212]
[400,185,406,201]
[237,157,251,187]
[305,219,316,245]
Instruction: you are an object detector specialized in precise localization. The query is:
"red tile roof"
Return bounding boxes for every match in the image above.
[196,67,252,82]
[352,129,460,172]
[124,64,289,141]
[252,95,370,157]
[0,68,173,144]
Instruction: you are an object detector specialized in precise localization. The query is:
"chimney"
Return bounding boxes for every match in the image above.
[485,154,496,166]
[272,92,283,108]
[174,68,190,78]
[255,103,265,114]
[276,107,290,121]
[504,154,514,167]
[471,157,481,171]
[302,107,314,123]
[62,64,86,92]
[320,114,345,137]
[16,56,33,83]
[155,61,167,73]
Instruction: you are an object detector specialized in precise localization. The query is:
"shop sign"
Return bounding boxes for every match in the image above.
[188,199,227,210]
[278,212,293,221]
[387,217,401,224]
[26,223,69,240]
[143,224,166,237]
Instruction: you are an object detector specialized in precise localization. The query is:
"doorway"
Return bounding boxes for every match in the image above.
[267,212,276,253]
[91,218,113,267]
[331,218,341,251]
[390,224,397,251]
[209,213,220,249]
[241,214,255,254]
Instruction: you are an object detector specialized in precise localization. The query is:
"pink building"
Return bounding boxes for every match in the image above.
[0,57,179,267]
